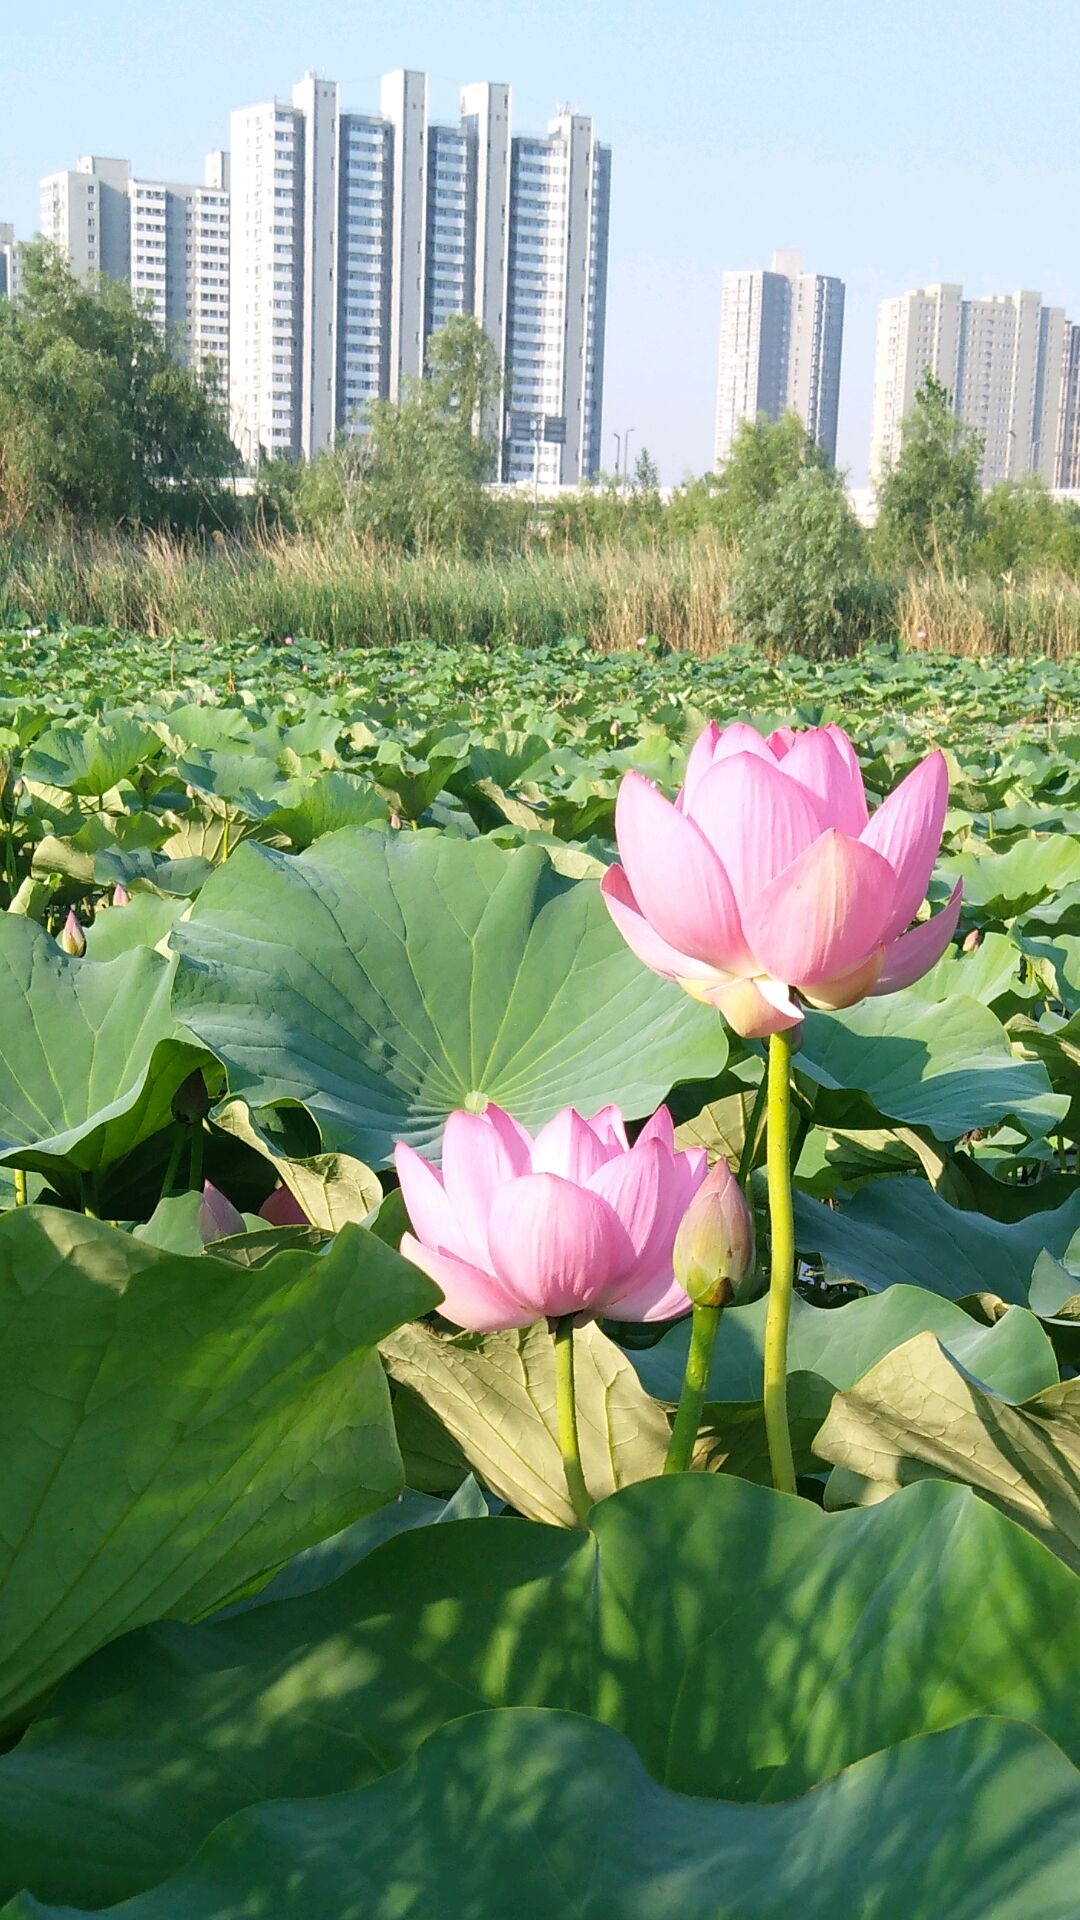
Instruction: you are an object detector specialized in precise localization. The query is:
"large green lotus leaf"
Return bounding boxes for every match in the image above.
[383,1319,671,1525]
[816,1330,1080,1572]
[83,894,186,960]
[915,928,1033,1009]
[938,834,1080,918]
[258,770,390,849]
[0,916,206,1183]
[628,1285,1058,1406]
[20,716,159,796]
[4,1714,1078,1920]
[797,992,1066,1141]
[171,832,727,1165]
[794,1177,1080,1303]
[0,1208,435,1735]
[1,1476,1077,1907]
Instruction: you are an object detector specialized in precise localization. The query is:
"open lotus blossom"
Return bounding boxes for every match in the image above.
[602,721,963,1038]
[395,1103,708,1331]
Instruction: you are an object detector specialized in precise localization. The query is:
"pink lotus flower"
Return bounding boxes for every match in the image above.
[197,1180,309,1244]
[602,721,963,1039]
[395,1104,708,1331]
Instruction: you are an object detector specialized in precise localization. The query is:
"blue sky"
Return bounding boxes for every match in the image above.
[4,0,1077,482]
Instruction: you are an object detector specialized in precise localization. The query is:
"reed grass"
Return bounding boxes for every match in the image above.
[2,525,1080,659]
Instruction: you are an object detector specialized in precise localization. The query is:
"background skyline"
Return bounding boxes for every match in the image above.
[4,0,1077,485]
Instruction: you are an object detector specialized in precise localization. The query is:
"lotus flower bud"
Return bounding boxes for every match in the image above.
[962,928,981,953]
[259,1186,308,1227]
[58,910,86,957]
[672,1159,755,1309]
[198,1180,245,1244]
[113,883,132,907]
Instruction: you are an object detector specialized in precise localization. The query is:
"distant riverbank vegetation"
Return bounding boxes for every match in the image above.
[4,244,1080,659]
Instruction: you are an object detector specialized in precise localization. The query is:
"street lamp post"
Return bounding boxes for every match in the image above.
[623,428,635,490]
[612,430,622,481]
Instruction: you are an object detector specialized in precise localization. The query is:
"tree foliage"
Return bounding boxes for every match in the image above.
[667,412,825,544]
[728,465,882,657]
[282,314,514,554]
[873,373,985,572]
[0,243,236,532]
[973,475,1080,578]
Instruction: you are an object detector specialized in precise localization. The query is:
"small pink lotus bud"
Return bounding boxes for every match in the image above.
[58,910,86,957]
[259,1186,308,1227]
[962,928,981,953]
[113,884,131,907]
[197,1180,245,1244]
[672,1159,756,1309]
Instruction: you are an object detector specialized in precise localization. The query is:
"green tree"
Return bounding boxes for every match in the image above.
[0,242,236,532]
[632,446,661,493]
[873,373,985,571]
[973,475,1080,577]
[667,412,824,545]
[313,316,516,554]
[728,465,883,657]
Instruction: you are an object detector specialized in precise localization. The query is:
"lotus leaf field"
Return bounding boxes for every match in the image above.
[1,623,1080,1916]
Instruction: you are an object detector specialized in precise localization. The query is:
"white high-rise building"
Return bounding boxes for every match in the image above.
[40,154,229,388]
[228,71,610,477]
[870,283,1068,486]
[714,250,845,467]
[0,224,16,300]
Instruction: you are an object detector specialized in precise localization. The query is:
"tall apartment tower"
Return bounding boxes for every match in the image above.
[714,250,845,467]
[870,284,1067,486]
[0,224,16,299]
[228,71,610,478]
[40,153,230,387]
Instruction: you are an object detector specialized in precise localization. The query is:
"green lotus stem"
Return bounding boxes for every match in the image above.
[188,1122,204,1195]
[737,1068,769,1189]
[763,1028,798,1497]
[552,1316,591,1528]
[160,1126,185,1201]
[13,1168,27,1207]
[664,1302,722,1475]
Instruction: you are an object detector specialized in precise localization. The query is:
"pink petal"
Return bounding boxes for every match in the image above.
[394,1141,475,1265]
[440,1110,521,1267]
[800,947,885,1010]
[635,1105,675,1154]
[588,1105,630,1151]
[586,1136,666,1265]
[258,1187,308,1227]
[686,974,804,1039]
[590,1135,709,1308]
[531,1107,613,1182]
[676,722,722,812]
[399,1233,533,1331]
[871,881,964,995]
[860,751,949,942]
[687,753,826,917]
[198,1182,245,1244]
[743,830,896,988]
[481,1104,534,1173]
[767,726,797,758]
[601,866,725,984]
[711,721,777,763]
[614,772,753,973]
[779,729,868,837]
[603,1271,693,1323]
[487,1172,629,1319]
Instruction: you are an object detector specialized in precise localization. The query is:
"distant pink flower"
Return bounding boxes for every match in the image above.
[198,1179,308,1243]
[259,1185,308,1227]
[602,721,963,1039]
[395,1103,707,1330]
